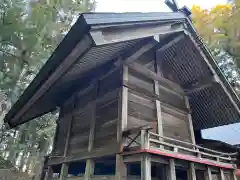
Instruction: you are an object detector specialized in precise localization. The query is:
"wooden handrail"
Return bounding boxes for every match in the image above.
[148,131,235,158]
[149,138,232,161]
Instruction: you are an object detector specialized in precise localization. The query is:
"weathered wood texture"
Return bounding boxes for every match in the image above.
[56,175,158,180]
[126,64,191,145]
[52,57,192,156]
[52,97,75,155]
[68,85,95,155]
[52,68,122,156]
[94,69,121,151]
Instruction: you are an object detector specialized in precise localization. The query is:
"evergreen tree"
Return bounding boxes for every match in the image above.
[0,0,95,174]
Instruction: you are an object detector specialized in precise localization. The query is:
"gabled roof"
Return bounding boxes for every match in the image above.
[4,12,240,130]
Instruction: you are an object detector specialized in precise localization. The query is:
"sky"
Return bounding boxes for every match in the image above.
[95,0,227,12]
[95,0,240,145]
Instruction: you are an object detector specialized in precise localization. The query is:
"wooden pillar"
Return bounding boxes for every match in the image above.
[85,160,94,180]
[84,84,97,180]
[168,159,176,180]
[188,163,197,180]
[154,80,164,148]
[118,65,128,150]
[232,170,238,180]
[205,167,213,180]
[220,169,226,180]
[141,129,150,149]
[141,154,151,180]
[122,65,128,131]
[154,59,163,149]
[59,163,68,180]
[184,96,196,145]
[45,166,53,180]
[64,96,75,156]
[38,156,49,180]
[116,154,127,180]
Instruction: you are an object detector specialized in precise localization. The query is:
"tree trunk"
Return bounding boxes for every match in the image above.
[19,151,26,172]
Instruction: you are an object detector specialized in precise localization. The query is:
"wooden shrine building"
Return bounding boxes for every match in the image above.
[4,10,240,180]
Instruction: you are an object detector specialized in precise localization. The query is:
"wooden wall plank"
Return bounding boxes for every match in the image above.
[162,111,191,143]
[185,96,196,144]
[125,61,192,144]
[52,96,75,156]
[128,62,184,95]
[92,69,121,151]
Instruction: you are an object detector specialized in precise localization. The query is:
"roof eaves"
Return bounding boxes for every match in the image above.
[82,12,186,25]
[4,15,91,127]
[184,18,240,117]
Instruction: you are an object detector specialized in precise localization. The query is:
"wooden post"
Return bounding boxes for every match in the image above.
[184,96,196,145]
[85,160,94,180]
[122,65,128,131]
[220,169,225,180]
[116,154,127,180]
[206,167,213,180]
[38,156,49,180]
[168,159,176,180]
[84,84,97,180]
[232,170,238,180]
[118,65,129,150]
[141,129,149,149]
[188,162,196,180]
[141,154,151,180]
[64,96,75,157]
[45,166,53,180]
[154,80,164,149]
[185,95,199,157]
[154,60,163,149]
[59,163,68,180]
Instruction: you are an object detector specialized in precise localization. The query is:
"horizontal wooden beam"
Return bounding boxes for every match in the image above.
[124,41,158,64]
[151,155,169,164]
[122,125,152,137]
[124,81,189,114]
[157,33,185,53]
[61,88,120,120]
[128,62,184,95]
[47,146,119,165]
[122,149,235,169]
[184,76,218,94]
[91,22,185,45]
[123,154,142,162]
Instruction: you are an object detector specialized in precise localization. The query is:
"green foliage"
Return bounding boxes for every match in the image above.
[192,2,240,89]
[0,156,14,169]
[0,0,95,174]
